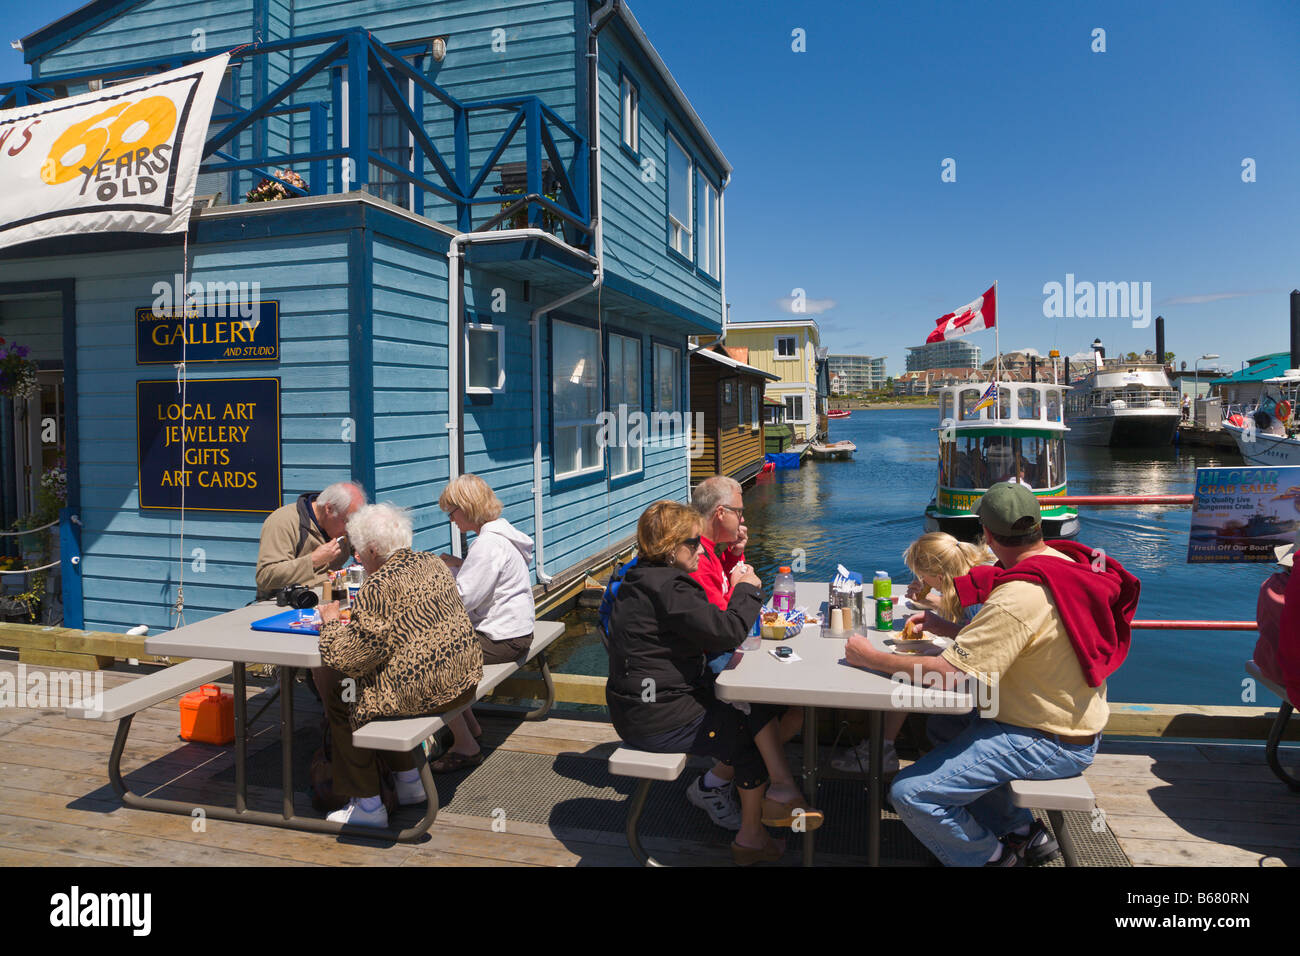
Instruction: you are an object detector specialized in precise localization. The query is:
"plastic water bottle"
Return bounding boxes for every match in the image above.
[873,570,891,601]
[772,566,796,614]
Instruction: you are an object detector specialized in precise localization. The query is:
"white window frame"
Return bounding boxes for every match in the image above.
[608,332,642,478]
[552,319,603,479]
[775,334,798,360]
[783,394,806,423]
[696,171,719,279]
[750,385,760,430]
[620,74,639,153]
[465,323,506,394]
[666,131,693,259]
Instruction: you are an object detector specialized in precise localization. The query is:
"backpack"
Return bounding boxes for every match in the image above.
[597,556,638,649]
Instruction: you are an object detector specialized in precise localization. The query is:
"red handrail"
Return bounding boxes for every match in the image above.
[1131,620,1257,631]
[1054,495,1195,506]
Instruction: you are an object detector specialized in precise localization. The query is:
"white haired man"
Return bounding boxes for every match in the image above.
[255,481,367,600]
[684,475,803,830]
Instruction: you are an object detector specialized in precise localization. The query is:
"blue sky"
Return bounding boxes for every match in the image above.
[3,0,1297,377]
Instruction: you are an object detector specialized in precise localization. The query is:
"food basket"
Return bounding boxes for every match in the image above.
[755,604,806,639]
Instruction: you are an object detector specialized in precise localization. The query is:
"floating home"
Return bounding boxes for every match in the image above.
[688,343,776,487]
[0,0,731,634]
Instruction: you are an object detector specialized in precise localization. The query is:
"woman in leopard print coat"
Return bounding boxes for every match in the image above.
[317,503,483,826]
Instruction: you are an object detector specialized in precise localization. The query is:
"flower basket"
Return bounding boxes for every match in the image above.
[245,169,308,203]
[0,338,39,401]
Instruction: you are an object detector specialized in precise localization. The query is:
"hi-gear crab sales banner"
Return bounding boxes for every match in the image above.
[0,53,230,251]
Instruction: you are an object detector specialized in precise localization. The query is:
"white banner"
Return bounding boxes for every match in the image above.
[0,53,231,251]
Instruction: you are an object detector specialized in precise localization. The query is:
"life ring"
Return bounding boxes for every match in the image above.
[1228,413,1245,427]
[1278,401,1292,422]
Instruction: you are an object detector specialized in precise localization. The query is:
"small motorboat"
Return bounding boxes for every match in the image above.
[827,409,851,419]
[808,440,856,460]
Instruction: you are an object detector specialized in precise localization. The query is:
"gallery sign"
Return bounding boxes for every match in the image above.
[137,377,281,513]
[1187,466,1300,563]
[136,301,280,364]
[0,53,230,251]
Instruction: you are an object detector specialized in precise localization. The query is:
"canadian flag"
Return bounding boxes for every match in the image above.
[926,285,996,343]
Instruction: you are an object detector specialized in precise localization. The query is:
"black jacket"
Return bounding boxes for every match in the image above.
[605,561,762,740]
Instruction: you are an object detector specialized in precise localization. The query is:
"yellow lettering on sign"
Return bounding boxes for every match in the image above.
[44,95,176,185]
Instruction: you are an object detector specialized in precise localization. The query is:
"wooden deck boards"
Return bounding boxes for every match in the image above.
[1,659,1297,867]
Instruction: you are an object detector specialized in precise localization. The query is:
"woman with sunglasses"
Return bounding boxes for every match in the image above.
[605,500,823,865]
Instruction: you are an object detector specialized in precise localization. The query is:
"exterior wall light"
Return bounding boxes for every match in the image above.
[431,37,448,61]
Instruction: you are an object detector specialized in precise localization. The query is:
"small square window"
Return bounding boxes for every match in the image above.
[775,335,798,359]
[466,324,505,393]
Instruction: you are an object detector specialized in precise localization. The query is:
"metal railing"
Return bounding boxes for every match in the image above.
[0,28,591,243]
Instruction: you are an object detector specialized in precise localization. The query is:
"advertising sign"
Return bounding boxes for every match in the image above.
[1187,466,1300,563]
[137,377,281,513]
[136,301,279,364]
[0,54,230,250]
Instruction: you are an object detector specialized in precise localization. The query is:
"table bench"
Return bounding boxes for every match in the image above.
[67,610,566,841]
[608,747,688,867]
[1246,659,1299,791]
[352,620,566,755]
[1007,776,1094,866]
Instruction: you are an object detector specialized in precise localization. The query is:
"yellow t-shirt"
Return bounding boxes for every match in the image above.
[940,548,1108,736]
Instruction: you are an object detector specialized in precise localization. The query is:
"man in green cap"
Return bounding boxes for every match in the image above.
[847,481,1139,866]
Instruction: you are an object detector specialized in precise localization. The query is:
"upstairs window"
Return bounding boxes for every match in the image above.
[667,132,692,258]
[620,73,639,153]
[784,395,805,422]
[654,343,680,412]
[775,335,798,359]
[368,64,416,209]
[697,171,719,279]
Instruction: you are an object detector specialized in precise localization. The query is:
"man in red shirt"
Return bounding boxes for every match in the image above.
[684,475,802,830]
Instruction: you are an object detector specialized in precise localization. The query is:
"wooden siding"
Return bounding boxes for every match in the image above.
[688,356,765,486]
[596,26,722,329]
[370,233,452,554]
[0,293,63,362]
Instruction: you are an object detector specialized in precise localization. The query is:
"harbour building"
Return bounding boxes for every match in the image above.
[828,354,886,394]
[722,318,823,444]
[0,1,731,633]
[906,339,981,372]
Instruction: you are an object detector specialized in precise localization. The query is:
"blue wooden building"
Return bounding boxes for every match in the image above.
[0,0,730,633]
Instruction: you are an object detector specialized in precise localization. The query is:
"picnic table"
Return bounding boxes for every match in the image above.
[714,581,973,866]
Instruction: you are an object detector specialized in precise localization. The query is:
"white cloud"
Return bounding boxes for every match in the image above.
[1160,289,1281,306]
[775,296,837,315]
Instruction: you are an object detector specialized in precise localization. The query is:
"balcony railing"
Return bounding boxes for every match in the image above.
[0,28,591,245]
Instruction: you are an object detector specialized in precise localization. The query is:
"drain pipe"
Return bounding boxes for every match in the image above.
[447,228,597,563]
[530,0,616,584]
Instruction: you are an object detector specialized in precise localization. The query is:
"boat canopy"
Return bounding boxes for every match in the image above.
[938,383,1067,431]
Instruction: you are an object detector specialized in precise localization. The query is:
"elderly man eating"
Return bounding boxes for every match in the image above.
[846,482,1139,866]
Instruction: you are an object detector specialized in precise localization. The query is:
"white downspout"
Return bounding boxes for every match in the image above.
[446,227,598,565]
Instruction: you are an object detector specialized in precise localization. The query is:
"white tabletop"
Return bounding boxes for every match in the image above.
[714,580,973,713]
[145,601,323,668]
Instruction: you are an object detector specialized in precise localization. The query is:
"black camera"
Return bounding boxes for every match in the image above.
[276,585,319,609]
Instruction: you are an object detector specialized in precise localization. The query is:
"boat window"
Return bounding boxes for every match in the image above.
[998,387,1013,419]
[959,389,983,420]
[942,435,1061,491]
[1045,389,1062,422]
[941,393,953,421]
[1043,439,1064,487]
[1018,389,1041,421]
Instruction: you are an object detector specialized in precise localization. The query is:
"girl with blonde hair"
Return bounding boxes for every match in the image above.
[831,532,992,775]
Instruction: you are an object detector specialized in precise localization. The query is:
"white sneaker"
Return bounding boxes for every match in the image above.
[327,798,389,828]
[394,773,428,806]
[830,739,900,774]
[686,774,742,831]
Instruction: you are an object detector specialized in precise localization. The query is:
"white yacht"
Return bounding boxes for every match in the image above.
[1222,369,1300,465]
[1064,357,1181,447]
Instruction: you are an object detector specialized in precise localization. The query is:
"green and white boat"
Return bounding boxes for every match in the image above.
[923,382,1081,540]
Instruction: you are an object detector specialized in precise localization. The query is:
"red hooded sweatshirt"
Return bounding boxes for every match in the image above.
[691,535,743,612]
[953,539,1140,687]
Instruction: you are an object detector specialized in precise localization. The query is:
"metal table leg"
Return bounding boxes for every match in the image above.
[233,662,247,814]
[802,704,817,867]
[280,665,295,818]
[867,710,883,866]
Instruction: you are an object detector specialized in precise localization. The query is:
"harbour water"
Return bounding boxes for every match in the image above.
[556,408,1279,708]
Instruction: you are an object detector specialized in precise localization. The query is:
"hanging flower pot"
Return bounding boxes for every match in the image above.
[245,169,308,203]
[0,338,39,401]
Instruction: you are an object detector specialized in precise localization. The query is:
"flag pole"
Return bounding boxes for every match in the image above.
[993,279,1000,384]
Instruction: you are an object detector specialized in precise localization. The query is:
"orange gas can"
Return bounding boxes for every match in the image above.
[179,684,235,745]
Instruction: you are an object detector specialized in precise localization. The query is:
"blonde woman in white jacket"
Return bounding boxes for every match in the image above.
[434,474,537,772]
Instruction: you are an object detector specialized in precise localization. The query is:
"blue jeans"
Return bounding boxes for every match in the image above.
[890,709,1099,867]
